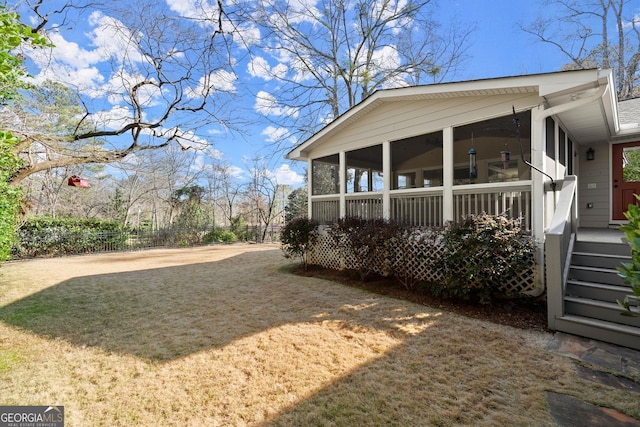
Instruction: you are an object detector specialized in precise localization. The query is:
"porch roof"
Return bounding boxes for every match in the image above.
[287,69,620,161]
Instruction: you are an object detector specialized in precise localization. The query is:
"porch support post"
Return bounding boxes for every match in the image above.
[307,158,313,219]
[531,106,547,292]
[443,126,454,223]
[382,140,391,220]
[339,151,346,218]
[531,107,546,246]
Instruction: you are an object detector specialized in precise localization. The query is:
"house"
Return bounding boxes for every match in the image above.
[286,68,640,350]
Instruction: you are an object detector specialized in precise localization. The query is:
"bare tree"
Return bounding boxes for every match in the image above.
[248,0,473,144]
[3,0,241,186]
[522,0,640,99]
[243,157,287,242]
[210,162,243,227]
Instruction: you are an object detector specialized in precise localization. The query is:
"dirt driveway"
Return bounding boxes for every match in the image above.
[0,244,637,426]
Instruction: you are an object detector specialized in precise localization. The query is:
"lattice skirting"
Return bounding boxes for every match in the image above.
[308,231,542,296]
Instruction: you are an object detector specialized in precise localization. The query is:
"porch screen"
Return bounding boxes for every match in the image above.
[346,145,383,193]
[391,131,443,189]
[453,111,531,184]
[312,154,340,195]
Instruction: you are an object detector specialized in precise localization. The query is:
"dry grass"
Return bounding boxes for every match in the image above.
[0,244,637,426]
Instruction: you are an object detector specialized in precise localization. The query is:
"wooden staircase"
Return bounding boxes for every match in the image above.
[554,239,640,350]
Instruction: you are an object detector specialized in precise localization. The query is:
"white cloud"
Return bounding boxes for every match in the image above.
[248,56,289,81]
[261,126,290,143]
[25,32,105,91]
[623,13,640,29]
[87,11,144,64]
[91,105,132,131]
[26,11,146,98]
[165,0,220,23]
[211,70,237,92]
[187,70,237,98]
[371,45,401,71]
[165,0,238,34]
[247,56,271,79]
[288,55,316,83]
[151,127,211,151]
[234,23,262,47]
[284,0,321,24]
[102,70,161,105]
[254,91,298,117]
[359,45,409,89]
[192,147,224,171]
[273,163,305,186]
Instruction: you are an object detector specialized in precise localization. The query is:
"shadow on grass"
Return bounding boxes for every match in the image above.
[1,248,634,424]
[0,249,434,363]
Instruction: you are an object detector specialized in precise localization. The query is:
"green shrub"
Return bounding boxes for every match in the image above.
[617,195,640,317]
[204,229,237,244]
[281,217,319,269]
[13,216,127,258]
[0,131,22,262]
[431,214,535,304]
[327,217,402,280]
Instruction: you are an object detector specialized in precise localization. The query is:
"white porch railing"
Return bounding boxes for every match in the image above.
[390,189,444,227]
[311,195,340,224]
[310,181,532,227]
[545,175,578,330]
[345,193,383,219]
[453,181,532,231]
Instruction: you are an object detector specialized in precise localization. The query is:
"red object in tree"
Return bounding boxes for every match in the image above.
[67,175,91,188]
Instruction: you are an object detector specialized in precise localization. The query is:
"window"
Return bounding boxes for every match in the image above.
[422,169,443,187]
[623,146,640,182]
[567,139,574,174]
[546,117,556,161]
[396,172,416,189]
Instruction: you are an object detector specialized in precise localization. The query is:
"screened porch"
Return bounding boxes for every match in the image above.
[309,111,533,230]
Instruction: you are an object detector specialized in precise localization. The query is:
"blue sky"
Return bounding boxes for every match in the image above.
[451,0,569,80]
[16,0,631,189]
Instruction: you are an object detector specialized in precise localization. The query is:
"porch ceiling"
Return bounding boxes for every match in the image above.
[546,85,616,145]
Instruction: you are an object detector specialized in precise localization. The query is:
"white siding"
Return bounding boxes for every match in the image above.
[307,93,542,159]
[577,142,610,227]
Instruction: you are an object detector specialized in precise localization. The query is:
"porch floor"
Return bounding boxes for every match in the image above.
[576,227,626,244]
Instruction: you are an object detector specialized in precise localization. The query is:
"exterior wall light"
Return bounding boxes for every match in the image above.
[586,147,595,161]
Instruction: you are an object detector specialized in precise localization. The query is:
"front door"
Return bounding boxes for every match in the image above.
[612,142,640,220]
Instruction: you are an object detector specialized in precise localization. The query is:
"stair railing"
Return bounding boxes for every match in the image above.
[545,175,578,330]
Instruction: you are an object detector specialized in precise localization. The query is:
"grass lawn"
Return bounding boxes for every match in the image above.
[0,244,637,426]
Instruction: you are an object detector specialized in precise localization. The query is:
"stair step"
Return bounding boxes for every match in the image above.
[573,241,629,256]
[554,315,640,351]
[564,296,640,328]
[571,251,631,269]
[568,265,625,286]
[566,280,631,302]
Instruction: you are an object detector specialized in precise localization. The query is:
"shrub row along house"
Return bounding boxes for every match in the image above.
[286,68,640,350]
